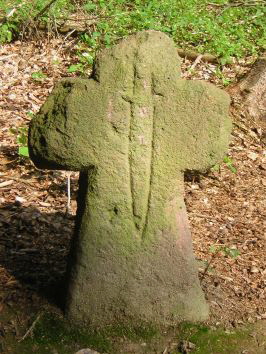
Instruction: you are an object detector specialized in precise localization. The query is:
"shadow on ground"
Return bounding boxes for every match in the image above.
[0,203,265,354]
[0,203,74,307]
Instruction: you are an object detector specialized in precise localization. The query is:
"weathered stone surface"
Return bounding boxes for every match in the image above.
[29,30,231,328]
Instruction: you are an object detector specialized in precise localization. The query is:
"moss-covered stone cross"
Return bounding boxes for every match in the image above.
[29,31,231,328]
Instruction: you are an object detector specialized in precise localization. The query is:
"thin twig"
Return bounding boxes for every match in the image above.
[19,313,42,342]
[190,54,203,71]
[62,28,76,42]
[21,0,56,39]
[207,2,225,6]
[190,213,217,221]
[200,249,220,281]
[66,172,71,214]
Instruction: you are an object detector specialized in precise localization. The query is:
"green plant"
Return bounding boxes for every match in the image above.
[1,1,265,61]
[0,0,73,43]
[0,22,17,42]
[31,71,47,81]
[79,0,266,62]
[201,244,240,280]
[26,111,35,118]
[215,68,232,86]
[9,125,29,157]
[212,155,237,174]
[223,156,237,174]
[67,32,101,74]
[67,47,95,74]
[209,244,240,259]
[67,62,84,73]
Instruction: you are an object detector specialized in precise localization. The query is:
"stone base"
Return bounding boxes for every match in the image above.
[65,204,209,328]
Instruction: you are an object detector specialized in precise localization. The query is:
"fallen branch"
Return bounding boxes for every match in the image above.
[38,18,98,33]
[56,14,126,21]
[33,0,57,21]
[177,48,218,64]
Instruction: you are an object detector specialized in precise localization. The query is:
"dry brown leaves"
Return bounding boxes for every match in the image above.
[0,37,265,333]
[182,55,265,326]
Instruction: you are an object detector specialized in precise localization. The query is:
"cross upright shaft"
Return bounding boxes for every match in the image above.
[29,31,231,327]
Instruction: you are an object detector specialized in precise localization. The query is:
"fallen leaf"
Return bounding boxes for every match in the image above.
[247,152,258,161]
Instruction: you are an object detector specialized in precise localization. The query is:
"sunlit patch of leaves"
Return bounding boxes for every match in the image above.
[0,0,265,63]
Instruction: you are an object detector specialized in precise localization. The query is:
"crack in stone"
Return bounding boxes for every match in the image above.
[141,73,157,239]
[151,74,165,97]
[129,60,139,229]
[126,55,162,236]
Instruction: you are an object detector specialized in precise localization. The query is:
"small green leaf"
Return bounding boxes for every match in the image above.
[17,134,27,146]
[27,111,35,118]
[227,248,240,259]
[227,165,237,174]
[209,245,220,253]
[92,31,101,38]
[223,156,231,164]
[67,64,83,73]
[31,71,47,80]
[223,156,237,174]
[18,146,29,157]
[104,33,112,47]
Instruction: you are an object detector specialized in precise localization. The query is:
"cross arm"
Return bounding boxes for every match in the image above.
[29,78,100,171]
[175,79,232,172]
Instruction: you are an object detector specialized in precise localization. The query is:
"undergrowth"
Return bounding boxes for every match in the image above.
[0,0,265,64]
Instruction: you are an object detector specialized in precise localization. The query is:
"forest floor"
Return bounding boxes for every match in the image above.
[0,35,265,353]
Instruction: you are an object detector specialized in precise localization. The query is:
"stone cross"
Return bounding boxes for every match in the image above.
[29,31,231,328]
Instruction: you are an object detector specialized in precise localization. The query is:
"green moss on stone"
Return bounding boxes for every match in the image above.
[3,309,264,354]
[9,312,112,354]
[29,30,231,328]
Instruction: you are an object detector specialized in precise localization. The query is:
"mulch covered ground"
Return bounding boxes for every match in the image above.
[0,36,265,347]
